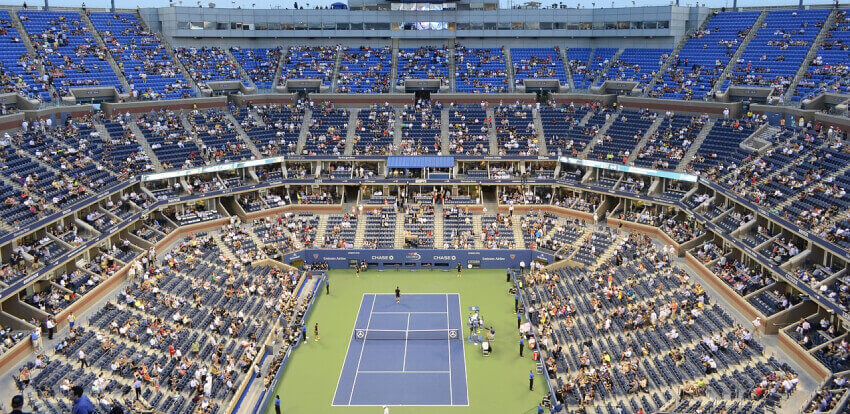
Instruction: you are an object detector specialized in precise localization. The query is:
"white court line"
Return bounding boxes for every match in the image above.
[402,313,410,372]
[446,293,453,405]
[456,294,470,406]
[370,311,448,314]
[348,294,377,405]
[332,293,366,405]
[356,370,451,374]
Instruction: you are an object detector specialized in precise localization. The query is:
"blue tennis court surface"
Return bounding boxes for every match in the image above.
[332,293,469,406]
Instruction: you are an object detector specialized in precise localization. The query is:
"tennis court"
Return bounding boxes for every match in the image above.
[332,293,469,407]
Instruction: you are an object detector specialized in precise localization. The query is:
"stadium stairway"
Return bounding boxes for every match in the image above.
[82,12,131,94]
[589,232,627,271]
[577,110,595,127]
[783,8,839,103]
[774,159,850,211]
[592,48,624,87]
[532,108,548,156]
[295,108,313,155]
[512,218,526,249]
[270,47,288,90]
[128,120,165,172]
[579,109,619,158]
[390,41,399,88]
[503,47,517,92]
[448,39,457,93]
[559,47,575,91]
[315,214,329,242]
[214,232,240,261]
[645,14,710,94]
[10,11,46,85]
[710,10,768,97]
[433,204,445,248]
[676,118,716,173]
[224,111,263,158]
[180,112,208,154]
[224,48,256,89]
[472,214,484,248]
[353,212,367,248]
[159,37,202,96]
[343,108,359,156]
[485,107,499,154]
[330,48,343,92]
[394,211,405,248]
[440,107,451,154]
[392,107,404,155]
[626,116,665,164]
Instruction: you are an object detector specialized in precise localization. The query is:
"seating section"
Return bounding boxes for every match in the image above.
[403,205,434,248]
[399,104,441,155]
[322,214,357,248]
[493,103,539,156]
[336,46,391,93]
[511,48,568,86]
[635,114,705,170]
[454,45,508,93]
[189,109,254,162]
[304,106,349,155]
[591,109,654,162]
[481,214,515,249]
[363,207,396,249]
[727,9,830,92]
[686,119,756,173]
[280,46,337,86]
[447,104,490,156]
[795,9,850,100]
[604,48,670,86]
[229,47,281,89]
[0,10,48,100]
[587,48,618,86]
[443,206,476,249]
[136,111,201,170]
[20,235,305,414]
[353,104,395,155]
[19,10,124,96]
[240,104,304,156]
[90,12,193,100]
[521,234,799,414]
[567,48,592,89]
[656,11,759,100]
[175,47,245,86]
[396,47,450,86]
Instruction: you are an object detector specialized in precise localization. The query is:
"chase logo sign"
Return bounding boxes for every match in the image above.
[433,255,456,261]
[372,255,394,260]
[405,252,422,261]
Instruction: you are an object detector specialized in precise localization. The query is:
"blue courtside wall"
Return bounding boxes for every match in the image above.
[283,249,555,270]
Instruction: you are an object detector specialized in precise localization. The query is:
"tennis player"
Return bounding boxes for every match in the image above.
[395,286,401,303]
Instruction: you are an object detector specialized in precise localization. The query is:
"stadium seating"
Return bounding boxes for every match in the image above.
[336,46,391,93]
[727,9,830,93]
[175,46,245,86]
[229,47,281,89]
[511,47,568,86]
[90,13,193,100]
[0,10,49,100]
[396,46,450,86]
[655,11,760,100]
[280,46,337,86]
[604,48,670,86]
[19,10,124,96]
[353,104,395,155]
[399,102,441,155]
[447,104,490,155]
[794,9,850,100]
[304,105,349,155]
[454,45,508,93]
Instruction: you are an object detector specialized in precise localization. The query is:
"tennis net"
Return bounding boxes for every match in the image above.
[354,328,460,340]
